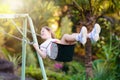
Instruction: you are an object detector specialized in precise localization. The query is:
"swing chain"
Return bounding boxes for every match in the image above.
[0,29,34,45]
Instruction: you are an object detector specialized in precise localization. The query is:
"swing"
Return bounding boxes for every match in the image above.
[0,15,47,80]
[49,42,75,62]
[1,28,75,62]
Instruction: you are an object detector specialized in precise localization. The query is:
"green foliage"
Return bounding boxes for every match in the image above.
[67,61,85,74]
[26,45,37,67]
[93,39,120,80]
[1,48,21,70]
[96,17,113,44]
[53,15,73,39]
[25,66,43,80]
[60,16,73,37]
[115,53,120,79]
[92,0,112,15]
[25,66,70,80]
[93,59,116,80]
[89,18,120,79]
[113,0,120,11]
[25,60,87,80]
[0,1,16,42]
[1,48,11,59]
[7,53,21,69]
[66,61,88,80]
[2,48,22,65]
[0,19,24,54]
[54,0,73,6]
[70,73,94,80]
[0,0,120,80]
[24,0,60,29]
[0,27,5,46]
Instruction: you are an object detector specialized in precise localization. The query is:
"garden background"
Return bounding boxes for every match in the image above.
[0,0,120,80]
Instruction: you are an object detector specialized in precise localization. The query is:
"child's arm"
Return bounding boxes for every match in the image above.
[33,43,46,58]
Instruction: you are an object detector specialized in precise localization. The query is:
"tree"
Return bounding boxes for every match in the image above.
[54,0,120,79]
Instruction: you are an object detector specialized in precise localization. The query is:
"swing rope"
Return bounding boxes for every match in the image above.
[10,19,33,43]
[10,19,41,37]
[10,19,24,36]
[0,19,35,45]
[0,29,33,45]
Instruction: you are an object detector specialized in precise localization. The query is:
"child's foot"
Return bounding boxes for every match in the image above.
[78,26,87,45]
[88,23,101,43]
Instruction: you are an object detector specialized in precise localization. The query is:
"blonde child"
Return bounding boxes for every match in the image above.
[33,23,101,58]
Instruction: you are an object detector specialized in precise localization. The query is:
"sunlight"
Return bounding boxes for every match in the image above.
[51,23,58,32]
[0,14,28,18]
[1,0,23,11]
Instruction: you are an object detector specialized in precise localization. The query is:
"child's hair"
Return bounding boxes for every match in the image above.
[42,26,55,38]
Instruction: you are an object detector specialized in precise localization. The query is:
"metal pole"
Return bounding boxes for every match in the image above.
[27,16,47,80]
[21,17,27,80]
[0,14,28,18]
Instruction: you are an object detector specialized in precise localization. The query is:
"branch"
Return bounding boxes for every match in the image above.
[88,0,92,15]
[72,0,83,12]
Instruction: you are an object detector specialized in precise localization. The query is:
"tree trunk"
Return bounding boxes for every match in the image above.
[85,38,93,80]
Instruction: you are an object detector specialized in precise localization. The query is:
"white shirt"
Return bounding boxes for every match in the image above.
[40,38,59,57]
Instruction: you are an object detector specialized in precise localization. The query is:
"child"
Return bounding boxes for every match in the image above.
[33,23,101,58]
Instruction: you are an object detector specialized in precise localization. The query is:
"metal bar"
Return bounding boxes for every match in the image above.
[21,17,27,80]
[0,14,28,18]
[27,16,47,80]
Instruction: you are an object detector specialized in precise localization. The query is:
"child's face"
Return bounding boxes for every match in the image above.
[40,28,51,40]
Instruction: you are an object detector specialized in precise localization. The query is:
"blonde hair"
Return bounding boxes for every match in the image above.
[42,26,55,38]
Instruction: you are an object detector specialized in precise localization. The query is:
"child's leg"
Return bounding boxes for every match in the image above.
[60,33,79,45]
[61,26,87,45]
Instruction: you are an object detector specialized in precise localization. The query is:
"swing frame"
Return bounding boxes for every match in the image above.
[0,14,47,80]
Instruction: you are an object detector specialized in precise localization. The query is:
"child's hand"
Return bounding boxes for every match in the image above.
[33,43,39,48]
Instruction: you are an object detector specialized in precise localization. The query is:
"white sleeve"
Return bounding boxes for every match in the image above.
[40,39,52,56]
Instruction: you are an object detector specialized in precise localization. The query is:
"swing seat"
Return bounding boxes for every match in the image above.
[49,42,75,62]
